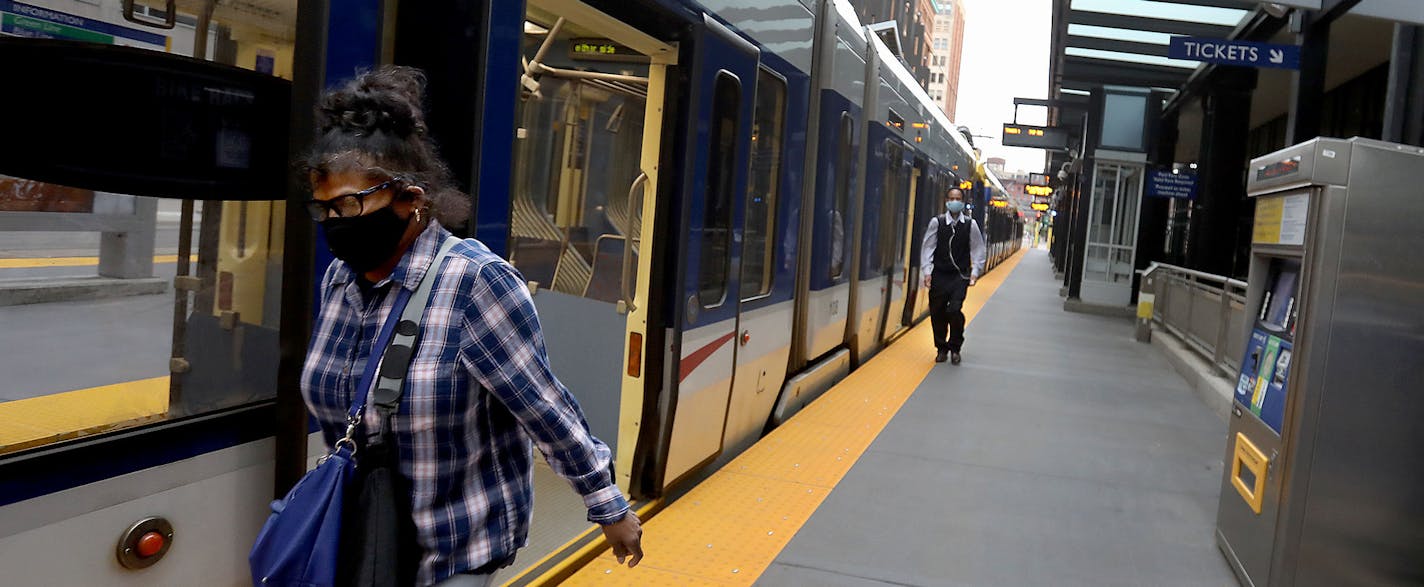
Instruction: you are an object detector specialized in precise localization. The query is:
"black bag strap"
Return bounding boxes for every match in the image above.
[369,236,461,420]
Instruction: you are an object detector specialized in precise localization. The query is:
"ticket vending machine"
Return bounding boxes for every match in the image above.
[1216,138,1424,586]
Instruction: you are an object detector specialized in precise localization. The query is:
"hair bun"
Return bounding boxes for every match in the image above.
[317,66,428,138]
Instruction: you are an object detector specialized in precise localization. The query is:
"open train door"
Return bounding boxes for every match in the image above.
[658,14,758,489]
[452,1,681,578]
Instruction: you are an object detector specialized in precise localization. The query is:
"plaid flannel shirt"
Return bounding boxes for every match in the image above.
[301,222,628,586]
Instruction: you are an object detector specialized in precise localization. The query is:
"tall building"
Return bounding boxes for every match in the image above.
[929,0,966,120]
[851,0,936,89]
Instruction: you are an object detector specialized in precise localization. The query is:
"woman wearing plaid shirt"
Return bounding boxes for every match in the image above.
[299,67,644,587]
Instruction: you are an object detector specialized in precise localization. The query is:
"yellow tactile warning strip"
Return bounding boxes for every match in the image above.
[507,499,666,586]
[0,376,169,454]
[0,254,193,269]
[560,250,1026,586]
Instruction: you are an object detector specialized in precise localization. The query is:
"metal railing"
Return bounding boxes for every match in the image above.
[1139,262,1248,376]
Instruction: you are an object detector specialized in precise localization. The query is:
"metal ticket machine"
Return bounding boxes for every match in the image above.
[1216,137,1424,586]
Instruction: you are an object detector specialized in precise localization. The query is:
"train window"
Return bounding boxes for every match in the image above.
[507,19,650,302]
[829,113,853,280]
[740,69,786,300]
[0,0,298,455]
[889,161,910,272]
[698,72,741,308]
[872,140,902,273]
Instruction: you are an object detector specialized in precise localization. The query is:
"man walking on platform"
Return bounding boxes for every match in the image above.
[921,187,986,364]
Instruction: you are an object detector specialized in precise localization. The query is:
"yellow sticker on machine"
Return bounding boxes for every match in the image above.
[1254,193,1309,246]
[1254,196,1284,244]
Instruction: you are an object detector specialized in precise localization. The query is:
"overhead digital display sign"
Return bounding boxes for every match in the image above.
[1256,156,1302,182]
[1002,123,1070,150]
[568,38,645,62]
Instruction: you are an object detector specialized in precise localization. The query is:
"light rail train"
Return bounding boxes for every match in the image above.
[0,0,1021,584]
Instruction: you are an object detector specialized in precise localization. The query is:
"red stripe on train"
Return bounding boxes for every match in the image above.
[678,331,737,383]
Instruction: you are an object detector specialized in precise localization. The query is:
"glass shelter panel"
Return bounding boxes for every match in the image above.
[1084,162,1142,285]
[0,0,298,454]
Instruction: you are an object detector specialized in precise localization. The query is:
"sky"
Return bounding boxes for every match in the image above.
[953,0,1055,175]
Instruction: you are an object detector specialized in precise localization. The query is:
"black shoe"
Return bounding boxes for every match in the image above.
[950,352,962,365]
[935,350,948,363]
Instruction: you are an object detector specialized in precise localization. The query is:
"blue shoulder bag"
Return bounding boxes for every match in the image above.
[249,236,459,587]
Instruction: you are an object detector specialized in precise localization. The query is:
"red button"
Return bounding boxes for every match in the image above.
[135,531,165,558]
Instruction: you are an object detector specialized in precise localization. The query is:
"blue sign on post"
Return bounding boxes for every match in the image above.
[255,52,275,75]
[1147,169,1197,200]
[1169,36,1301,70]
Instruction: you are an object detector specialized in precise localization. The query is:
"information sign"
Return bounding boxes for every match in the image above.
[1252,193,1309,245]
[0,0,166,50]
[1146,169,1198,200]
[1169,36,1300,70]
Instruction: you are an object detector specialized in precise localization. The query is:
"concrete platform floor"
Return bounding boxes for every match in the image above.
[763,249,1237,587]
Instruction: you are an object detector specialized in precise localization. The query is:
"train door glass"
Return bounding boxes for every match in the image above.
[697,74,741,308]
[893,157,914,285]
[896,158,924,328]
[510,19,649,304]
[829,113,853,280]
[877,143,909,339]
[739,69,785,300]
[873,140,904,275]
[0,0,298,455]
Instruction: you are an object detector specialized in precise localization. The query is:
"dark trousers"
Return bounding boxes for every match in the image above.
[929,272,969,353]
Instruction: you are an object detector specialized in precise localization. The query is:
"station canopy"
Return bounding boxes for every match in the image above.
[1051,0,1256,98]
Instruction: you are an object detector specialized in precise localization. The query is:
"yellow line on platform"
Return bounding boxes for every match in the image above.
[560,250,1027,586]
[0,255,193,269]
[0,377,170,455]
[504,499,666,587]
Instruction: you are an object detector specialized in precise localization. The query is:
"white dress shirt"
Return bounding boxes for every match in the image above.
[920,211,987,279]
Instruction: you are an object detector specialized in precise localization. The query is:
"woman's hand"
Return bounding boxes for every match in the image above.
[601,511,644,567]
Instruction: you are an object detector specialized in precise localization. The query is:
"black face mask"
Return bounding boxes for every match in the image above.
[321,205,411,273]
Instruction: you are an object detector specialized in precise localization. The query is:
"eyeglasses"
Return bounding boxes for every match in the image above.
[305,178,402,221]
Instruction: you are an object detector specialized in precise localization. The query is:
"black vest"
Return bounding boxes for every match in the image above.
[933,214,972,278]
